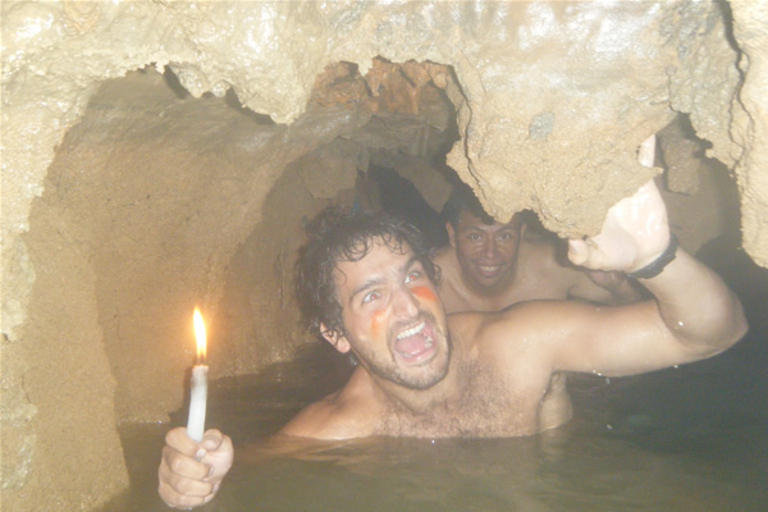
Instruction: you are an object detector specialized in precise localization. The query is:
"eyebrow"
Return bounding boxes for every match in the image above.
[464,224,515,233]
[348,255,420,305]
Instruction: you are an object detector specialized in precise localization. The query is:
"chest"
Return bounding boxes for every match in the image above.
[443,275,569,316]
[373,362,549,438]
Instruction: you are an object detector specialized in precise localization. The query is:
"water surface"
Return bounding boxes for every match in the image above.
[106,331,767,512]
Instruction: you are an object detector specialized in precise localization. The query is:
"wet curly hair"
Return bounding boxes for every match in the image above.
[294,207,441,340]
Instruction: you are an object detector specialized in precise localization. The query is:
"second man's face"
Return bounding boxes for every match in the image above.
[448,209,524,291]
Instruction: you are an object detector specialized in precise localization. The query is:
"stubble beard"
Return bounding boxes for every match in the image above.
[351,310,452,391]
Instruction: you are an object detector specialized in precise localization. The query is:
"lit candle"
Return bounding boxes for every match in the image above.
[186,307,208,442]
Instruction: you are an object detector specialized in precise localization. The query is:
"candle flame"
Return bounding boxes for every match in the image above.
[193,307,207,363]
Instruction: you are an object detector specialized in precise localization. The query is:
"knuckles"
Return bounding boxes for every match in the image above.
[176,475,212,496]
[168,451,192,475]
[159,429,224,509]
[159,480,200,509]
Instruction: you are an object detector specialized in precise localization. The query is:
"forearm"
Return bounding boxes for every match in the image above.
[569,270,646,306]
[599,274,646,305]
[635,249,747,354]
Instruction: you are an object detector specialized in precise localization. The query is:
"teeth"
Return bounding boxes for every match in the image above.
[479,266,500,272]
[396,321,425,340]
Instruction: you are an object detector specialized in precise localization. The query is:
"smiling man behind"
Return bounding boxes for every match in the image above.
[434,181,643,315]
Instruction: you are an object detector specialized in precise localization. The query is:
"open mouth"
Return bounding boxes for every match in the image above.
[393,320,436,361]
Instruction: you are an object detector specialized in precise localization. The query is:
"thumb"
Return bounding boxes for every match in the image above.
[202,429,224,451]
[567,239,589,266]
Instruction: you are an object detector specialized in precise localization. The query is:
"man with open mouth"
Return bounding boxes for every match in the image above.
[158,163,748,510]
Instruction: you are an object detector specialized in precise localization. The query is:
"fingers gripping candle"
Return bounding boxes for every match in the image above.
[187,308,208,442]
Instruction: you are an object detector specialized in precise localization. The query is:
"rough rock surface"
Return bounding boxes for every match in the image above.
[1,1,766,510]
[730,0,768,273]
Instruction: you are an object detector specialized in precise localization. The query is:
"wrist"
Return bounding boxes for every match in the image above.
[626,235,679,280]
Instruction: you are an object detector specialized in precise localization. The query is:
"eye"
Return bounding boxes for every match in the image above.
[362,291,381,304]
[405,268,422,284]
[498,232,514,241]
[468,233,483,241]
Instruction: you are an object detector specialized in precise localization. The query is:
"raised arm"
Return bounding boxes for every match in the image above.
[553,169,746,375]
[565,267,645,305]
[543,262,746,377]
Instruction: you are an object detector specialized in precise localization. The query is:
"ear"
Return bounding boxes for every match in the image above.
[510,212,526,240]
[320,323,351,354]
[446,222,457,248]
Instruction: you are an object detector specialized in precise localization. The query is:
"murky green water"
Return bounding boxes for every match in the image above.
[104,334,767,512]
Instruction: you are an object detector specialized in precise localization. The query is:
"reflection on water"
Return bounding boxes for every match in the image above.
[105,238,768,512]
[105,336,767,512]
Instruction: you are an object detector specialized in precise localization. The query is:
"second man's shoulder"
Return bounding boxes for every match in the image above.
[519,235,574,275]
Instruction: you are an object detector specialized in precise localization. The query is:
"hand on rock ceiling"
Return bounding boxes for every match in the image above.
[567,136,671,274]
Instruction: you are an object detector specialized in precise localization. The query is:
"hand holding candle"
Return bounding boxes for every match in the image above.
[159,308,234,509]
[187,307,208,442]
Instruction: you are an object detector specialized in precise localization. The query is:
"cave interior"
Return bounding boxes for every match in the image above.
[4,1,768,510]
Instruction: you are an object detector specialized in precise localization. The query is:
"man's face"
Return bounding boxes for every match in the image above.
[324,238,451,391]
[447,209,524,290]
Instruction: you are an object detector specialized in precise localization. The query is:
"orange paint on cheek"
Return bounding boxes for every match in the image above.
[371,309,385,338]
[412,286,437,304]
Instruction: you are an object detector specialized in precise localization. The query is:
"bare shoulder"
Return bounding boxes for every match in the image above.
[464,300,589,358]
[522,232,641,304]
[520,236,586,283]
[447,305,572,396]
[279,372,378,441]
[447,311,487,347]
[448,305,552,353]
[520,236,564,271]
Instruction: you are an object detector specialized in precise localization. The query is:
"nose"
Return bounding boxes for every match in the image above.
[391,285,420,318]
[482,237,498,259]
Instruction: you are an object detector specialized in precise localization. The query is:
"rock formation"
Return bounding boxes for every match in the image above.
[1,1,766,510]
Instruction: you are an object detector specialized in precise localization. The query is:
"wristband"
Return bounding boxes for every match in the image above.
[626,234,678,280]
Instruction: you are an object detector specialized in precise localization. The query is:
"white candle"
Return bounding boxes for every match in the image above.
[187,308,208,442]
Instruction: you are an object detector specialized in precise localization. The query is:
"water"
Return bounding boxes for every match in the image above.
[105,238,768,512]
[104,333,767,512]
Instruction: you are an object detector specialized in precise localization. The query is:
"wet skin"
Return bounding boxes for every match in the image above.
[372,287,437,338]
[326,240,451,391]
[447,210,524,292]
[411,285,438,303]
[158,172,749,508]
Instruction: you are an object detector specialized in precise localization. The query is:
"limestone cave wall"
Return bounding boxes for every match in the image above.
[2,1,766,510]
